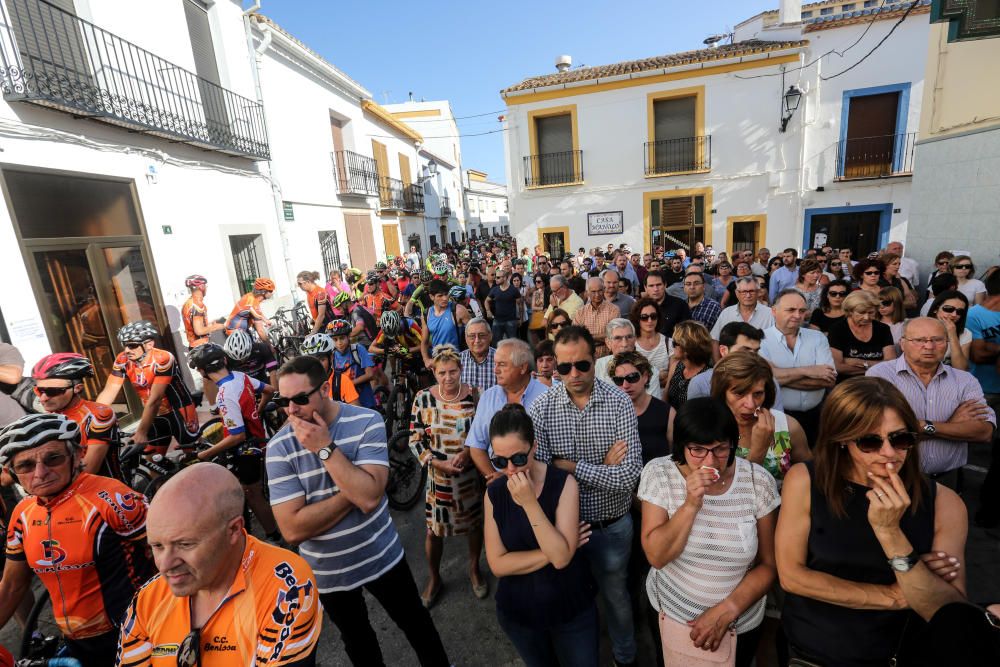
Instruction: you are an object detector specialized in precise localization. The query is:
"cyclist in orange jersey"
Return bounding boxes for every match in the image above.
[359,271,397,321]
[0,414,155,667]
[96,321,198,453]
[117,464,320,667]
[182,274,226,406]
[296,270,334,335]
[224,277,275,344]
[32,353,122,480]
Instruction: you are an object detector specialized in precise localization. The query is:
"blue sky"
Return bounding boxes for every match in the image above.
[262,0,777,183]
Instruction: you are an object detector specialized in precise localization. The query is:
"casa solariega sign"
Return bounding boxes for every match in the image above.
[587,211,624,236]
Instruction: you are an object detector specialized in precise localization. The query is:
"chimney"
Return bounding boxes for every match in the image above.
[779,0,801,24]
[555,55,572,72]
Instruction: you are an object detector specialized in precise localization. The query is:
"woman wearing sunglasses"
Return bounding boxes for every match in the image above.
[777,377,967,667]
[927,290,971,370]
[640,397,779,666]
[925,251,954,300]
[610,351,669,465]
[852,257,885,298]
[950,255,986,306]
[809,279,851,335]
[545,308,571,341]
[630,298,671,390]
[664,321,712,412]
[483,403,598,667]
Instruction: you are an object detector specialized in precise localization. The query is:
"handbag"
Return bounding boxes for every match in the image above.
[658,611,735,666]
[528,310,546,330]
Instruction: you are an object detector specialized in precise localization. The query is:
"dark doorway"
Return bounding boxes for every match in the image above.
[808,210,882,257]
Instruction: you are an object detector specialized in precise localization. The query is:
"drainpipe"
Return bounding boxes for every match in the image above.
[242,4,299,304]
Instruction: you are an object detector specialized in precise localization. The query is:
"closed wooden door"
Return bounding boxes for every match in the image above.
[344,213,376,269]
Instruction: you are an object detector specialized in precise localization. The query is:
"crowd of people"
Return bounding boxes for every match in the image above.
[0,233,999,666]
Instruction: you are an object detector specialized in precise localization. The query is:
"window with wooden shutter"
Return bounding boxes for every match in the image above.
[9,0,91,83]
[183,0,229,137]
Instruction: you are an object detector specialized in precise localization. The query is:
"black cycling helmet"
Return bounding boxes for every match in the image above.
[328,319,352,337]
[188,343,228,373]
[117,320,158,345]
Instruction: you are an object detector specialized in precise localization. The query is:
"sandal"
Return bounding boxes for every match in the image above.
[472,577,489,600]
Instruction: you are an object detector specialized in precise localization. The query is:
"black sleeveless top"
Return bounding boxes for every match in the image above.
[637,396,670,464]
[488,466,596,626]
[783,461,937,667]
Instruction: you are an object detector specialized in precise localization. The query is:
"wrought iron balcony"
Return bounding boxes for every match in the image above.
[379,176,405,210]
[836,132,916,180]
[333,150,379,197]
[644,136,712,175]
[523,150,583,187]
[404,182,424,213]
[0,0,269,159]
[440,194,451,217]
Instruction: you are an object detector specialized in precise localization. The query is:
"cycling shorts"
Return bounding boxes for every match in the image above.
[144,411,199,454]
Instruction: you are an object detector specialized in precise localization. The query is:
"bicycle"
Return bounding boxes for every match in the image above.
[381,351,432,439]
[385,428,427,511]
[269,303,311,364]
[118,418,222,500]
[18,588,82,666]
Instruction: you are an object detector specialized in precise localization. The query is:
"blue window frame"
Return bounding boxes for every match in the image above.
[838,82,912,176]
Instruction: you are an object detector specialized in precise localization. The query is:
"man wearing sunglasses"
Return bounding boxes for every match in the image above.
[266,356,449,666]
[32,353,121,480]
[119,463,321,667]
[0,413,154,667]
[528,326,642,667]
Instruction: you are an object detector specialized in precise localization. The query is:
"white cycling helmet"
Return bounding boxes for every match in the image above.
[380,310,402,338]
[0,413,81,467]
[301,333,335,356]
[223,330,254,362]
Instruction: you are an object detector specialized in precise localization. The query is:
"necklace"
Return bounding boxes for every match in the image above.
[438,383,463,403]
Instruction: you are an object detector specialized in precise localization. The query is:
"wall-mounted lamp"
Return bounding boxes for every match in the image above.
[780,85,803,133]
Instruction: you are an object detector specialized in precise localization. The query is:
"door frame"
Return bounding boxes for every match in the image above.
[726,214,767,255]
[643,186,713,254]
[802,204,892,254]
[537,225,570,258]
[839,83,912,175]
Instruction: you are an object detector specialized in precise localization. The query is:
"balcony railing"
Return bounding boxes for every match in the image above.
[836,132,916,180]
[333,149,379,197]
[523,150,583,187]
[404,182,424,213]
[0,0,269,159]
[379,176,406,210]
[440,194,451,217]
[644,136,712,175]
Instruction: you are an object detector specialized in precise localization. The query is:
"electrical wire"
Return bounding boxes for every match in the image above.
[370,128,508,140]
[388,109,506,122]
[820,0,921,80]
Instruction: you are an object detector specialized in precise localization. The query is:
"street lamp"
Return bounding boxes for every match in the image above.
[780,85,803,133]
[419,159,438,183]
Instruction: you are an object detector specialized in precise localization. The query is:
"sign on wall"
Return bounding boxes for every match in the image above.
[587,211,624,236]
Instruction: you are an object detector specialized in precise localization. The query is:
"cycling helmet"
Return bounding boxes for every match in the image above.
[253,277,275,292]
[32,353,94,381]
[0,413,81,467]
[328,319,352,337]
[187,343,228,373]
[223,330,253,362]
[380,310,402,338]
[301,333,335,356]
[345,268,362,284]
[331,291,352,309]
[117,320,158,345]
[448,285,467,302]
[365,270,379,285]
[375,261,388,270]
[420,270,433,285]
[185,274,208,289]
[387,269,399,280]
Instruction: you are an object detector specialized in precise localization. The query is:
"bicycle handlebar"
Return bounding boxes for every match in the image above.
[17,658,83,667]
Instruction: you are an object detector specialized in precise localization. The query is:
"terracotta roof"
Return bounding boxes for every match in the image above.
[804,0,931,31]
[501,40,808,95]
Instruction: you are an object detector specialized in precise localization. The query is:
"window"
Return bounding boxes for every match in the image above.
[318,230,342,278]
[820,7,834,14]
[842,3,856,11]
[649,194,706,252]
[840,88,906,178]
[503,201,508,213]
[469,198,476,213]
[230,234,267,295]
[646,88,707,175]
[491,200,497,212]
[526,105,581,186]
[801,10,813,17]
[183,0,228,132]
[451,232,457,244]
[863,0,877,6]
[429,234,437,247]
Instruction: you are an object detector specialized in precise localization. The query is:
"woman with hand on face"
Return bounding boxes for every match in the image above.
[640,398,780,667]
[776,377,967,667]
[483,404,597,667]
[927,290,972,370]
[409,344,485,607]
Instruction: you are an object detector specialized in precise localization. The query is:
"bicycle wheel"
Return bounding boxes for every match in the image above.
[385,431,425,511]
[385,385,411,438]
[19,587,61,660]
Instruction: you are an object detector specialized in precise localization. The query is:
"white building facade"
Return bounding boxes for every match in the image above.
[464,169,509,240]
[502,0,931,275]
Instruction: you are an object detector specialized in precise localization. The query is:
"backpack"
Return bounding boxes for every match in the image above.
[354,306,378,342]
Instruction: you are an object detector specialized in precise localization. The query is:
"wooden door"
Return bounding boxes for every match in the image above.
[344,213,376,269]
[398,153,412,185]
[382,224,401,259]
[844,92,899,178]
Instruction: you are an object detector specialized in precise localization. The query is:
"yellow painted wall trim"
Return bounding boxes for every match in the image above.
[525,181,585,190]
[527,104,581,183]
[644,169,711,179]
[725,215,768,255]
[537,226,571,257]
[389,109,442,119]
[504,54,801,106]
[468,169,489,182]
[362,99,424,143]
[646,86,706,174]
[642,186,713,254]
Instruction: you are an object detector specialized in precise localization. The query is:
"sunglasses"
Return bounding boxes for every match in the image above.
[936,260,951,266]
[124,342,143,349]
[177,627,200,667]
[273,382,324,408]
[555,360,592,375]
[12,451,70,475]
[955,264,972,270]
[853,430,918,453]
[828,290,847,297]
[490,450,532,469]
[550,321,568,329]
[880,300,894,307]
[638,312,658,321]
[611,371,642,386]
[830,262,842,267]
[863,270,881,276]
[33,385,73,397]
[940,305,965,315]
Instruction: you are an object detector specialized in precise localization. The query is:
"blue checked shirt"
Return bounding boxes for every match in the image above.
[529,379,642,522]
[461,347,496,391]
[689,297,722,331]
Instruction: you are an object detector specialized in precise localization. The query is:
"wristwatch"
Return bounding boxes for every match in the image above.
[923,420,937,436]
[317,442,337,461]
[888,550,920,573]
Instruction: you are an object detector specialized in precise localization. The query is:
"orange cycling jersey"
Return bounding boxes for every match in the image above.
[305,286,332,329]
[60,398,122,481]
[107,348,197,425]
[225,292,267,334]
[117,533,321,667]
[5,473,154,640]
[326,367,359,404]
[360,291,394,321]
[181,296,210,347]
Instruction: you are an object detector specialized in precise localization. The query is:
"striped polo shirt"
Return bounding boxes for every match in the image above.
[266,404,403,593]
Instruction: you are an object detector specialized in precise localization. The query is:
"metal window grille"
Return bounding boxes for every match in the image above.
[319,230,342,278]
[230,234,263,295]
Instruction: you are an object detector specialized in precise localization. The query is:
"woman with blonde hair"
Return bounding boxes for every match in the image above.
[409,343,486,607]
[877,286,906,348]
[950,255,986,305]
[777,377,967,666]
[828,290,896,380]
[664,320,712,410]
[297,270,333,334]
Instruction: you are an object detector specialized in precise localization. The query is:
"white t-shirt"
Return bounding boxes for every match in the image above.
[639,456,780,633]
[958,279,986,304]
[636,333,671,375]
[944,329,973,367]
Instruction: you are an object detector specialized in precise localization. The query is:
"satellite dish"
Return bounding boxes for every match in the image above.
[703,34,726,47]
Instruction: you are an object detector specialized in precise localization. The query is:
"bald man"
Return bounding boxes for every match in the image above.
[117,464,321,666]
